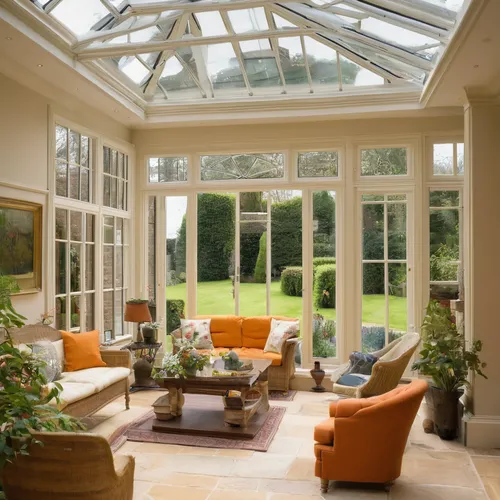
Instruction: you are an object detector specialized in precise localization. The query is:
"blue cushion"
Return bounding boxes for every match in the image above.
[347,352,378,375]
[337,374,367,387]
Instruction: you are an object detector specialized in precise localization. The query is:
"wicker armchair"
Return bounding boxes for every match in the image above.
[332,333,421,398]
[2,432,135,500]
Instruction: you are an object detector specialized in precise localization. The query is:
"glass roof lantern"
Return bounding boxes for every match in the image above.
[31,0,466,104]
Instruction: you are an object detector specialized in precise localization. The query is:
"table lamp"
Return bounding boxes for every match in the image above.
[124,300,152,343]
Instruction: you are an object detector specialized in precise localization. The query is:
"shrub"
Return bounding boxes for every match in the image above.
[166,299,185,334]
[313,257,336,269]
[197,193,235,281]
[280,267,303,297]
[313,242,335,257]
[430,244,459,282]
[271,197,302,271]
[361,326,401,353]
[240,232,262,279]
[175,216,186,276]
[313,264,336,309]
[254,232,267,283]
[312,315,337,357]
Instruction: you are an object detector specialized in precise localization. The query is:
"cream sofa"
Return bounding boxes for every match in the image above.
[13,324,131,418]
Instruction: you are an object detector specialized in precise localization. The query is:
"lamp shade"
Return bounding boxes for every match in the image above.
[124,302,152,323]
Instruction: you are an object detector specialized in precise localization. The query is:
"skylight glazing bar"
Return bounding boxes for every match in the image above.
[336,52,343,91]
[75,27,320,60]
[100,0,120,18]
[264,6,287,94]
[342,0,449,39]
[300,35,314,93]
[271,4,399,81]
[189,17,214,98]
[174,53,208,98]
[144,13,189,97]
[44,0,64,14]
[220,11,254,96]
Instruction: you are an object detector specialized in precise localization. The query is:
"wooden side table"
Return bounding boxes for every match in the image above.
[121,342,162,388]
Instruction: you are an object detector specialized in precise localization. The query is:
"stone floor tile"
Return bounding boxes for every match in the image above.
[161,472,219,488]
[216,477,260,490]
[176,446,218,456]
[134,442,183,455]
[233,453,295,479]
[323,482,388,499]
[471,456,500,477]
[259,478,320,496]
[285,457,316,481]
[267,436,304,456]
[269,494,324,500]
[133,480,155,500]
[215,449,253,458]
[147,485,212,500]
[208,489,267,500]
[468,448,500,457]
[482,477,500,499]
[389,483,488,499]
[400,449,483,488]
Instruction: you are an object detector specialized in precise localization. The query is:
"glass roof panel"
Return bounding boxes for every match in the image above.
[51,0,111,36]
[228,8,268,34]
[158,54,202,99]
[303,36,339,87]
[194,11,227,37]
[28,0,467,105]
[239,40,282,90]
[205,43,246,91]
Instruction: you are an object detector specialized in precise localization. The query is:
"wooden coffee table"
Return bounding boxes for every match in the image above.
[152,359,272,436]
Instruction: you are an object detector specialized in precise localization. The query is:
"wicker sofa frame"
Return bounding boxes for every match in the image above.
[11,324,131,418]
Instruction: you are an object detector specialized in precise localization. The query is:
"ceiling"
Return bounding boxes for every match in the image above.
[0,0,498,127]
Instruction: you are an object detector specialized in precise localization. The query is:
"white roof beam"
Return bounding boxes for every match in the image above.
[73,11,182,49]
[188,16,214,99]
[300,35,314,93]
[264,5,288,94]
[219,11,254,96]
[356,0,456,30]
[144,13,189,97]
[271,4,403,81]
[173,52,208,98]
[342,0,448,40]
[126,0,315,15]
[282,3,432,71]
[76,27,322,60]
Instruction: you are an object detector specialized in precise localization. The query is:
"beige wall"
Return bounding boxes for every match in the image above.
[464,102,500,446]
[0,71,131,323]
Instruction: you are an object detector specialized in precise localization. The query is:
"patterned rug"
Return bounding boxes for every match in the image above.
[130,386,296,401]
[109,402,286,453]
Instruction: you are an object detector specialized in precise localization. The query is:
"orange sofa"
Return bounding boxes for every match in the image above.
[314,380,428,492]
[194,315,299,391]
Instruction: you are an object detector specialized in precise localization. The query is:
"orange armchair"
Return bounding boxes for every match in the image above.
[314,380,427,493]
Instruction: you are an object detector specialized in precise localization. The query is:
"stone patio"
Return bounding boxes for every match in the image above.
[89,390,499,500]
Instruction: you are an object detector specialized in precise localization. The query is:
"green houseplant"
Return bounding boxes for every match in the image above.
[0,275,83,495]
[412,300,487,440]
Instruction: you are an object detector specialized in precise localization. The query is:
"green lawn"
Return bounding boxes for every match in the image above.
[167,280,407,331]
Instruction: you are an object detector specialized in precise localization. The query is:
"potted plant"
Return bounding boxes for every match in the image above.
[0,276,83,496]
[412,300,487,440]
[143,320,162,344]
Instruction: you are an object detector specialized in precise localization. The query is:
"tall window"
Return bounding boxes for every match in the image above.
[103,216,129,339]
[54,208,95,331]
[429,190,461,302]
[103,146,129,210]
[55,125,93,201]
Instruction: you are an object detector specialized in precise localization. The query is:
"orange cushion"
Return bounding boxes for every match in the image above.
[314,418,335,445]
[232,347,282,366]
[61,330,106,372]
[195,315,242,348]
[241,316,297,349]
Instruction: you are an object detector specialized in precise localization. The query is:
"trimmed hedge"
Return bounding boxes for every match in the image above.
[313,257,336,268]
[313,264,336,309]
[271,197,302,271]
[175,216,187,276]
[280,267,303,297]
[166,299,185,334]
[254,232,267,283]
[313,242,334,257]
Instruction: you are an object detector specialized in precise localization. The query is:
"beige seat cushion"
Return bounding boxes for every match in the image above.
[47,382,97,409]
[60,367,130,391]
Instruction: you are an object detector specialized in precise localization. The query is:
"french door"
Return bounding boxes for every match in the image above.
[359,191,414,353]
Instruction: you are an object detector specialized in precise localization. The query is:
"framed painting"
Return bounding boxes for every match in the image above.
[0,198,42,294]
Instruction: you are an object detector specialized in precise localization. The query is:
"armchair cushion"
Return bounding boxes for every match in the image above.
[314,418,335,445]
[60,367,131,391]
[346,352,378,375]
[337,373,369,387]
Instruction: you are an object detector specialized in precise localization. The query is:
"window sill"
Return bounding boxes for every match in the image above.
[101,334,132,347]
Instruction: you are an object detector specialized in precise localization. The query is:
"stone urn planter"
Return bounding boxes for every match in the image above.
[426,386,462,440]
[310,361,326,392]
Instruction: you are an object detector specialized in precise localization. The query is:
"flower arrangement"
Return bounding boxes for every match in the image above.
[37,310,54,326]
[144,320,162,330]
[154,332,210,378]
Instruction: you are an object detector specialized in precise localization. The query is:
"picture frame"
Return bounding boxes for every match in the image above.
[0,197,42,294]
[104,330,112,343]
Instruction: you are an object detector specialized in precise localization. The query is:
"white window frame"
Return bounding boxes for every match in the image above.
[146,154,190,187]
[292,147,344,183]
[48,110,135,343]
[427,136,465,180]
